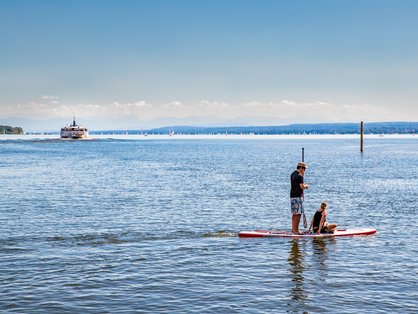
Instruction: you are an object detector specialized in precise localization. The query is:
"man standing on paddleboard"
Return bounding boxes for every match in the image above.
[290,162,309,234]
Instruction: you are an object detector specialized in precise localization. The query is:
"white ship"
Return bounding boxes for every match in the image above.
[60,117,89,139]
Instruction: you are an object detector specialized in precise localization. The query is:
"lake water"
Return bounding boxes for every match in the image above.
[1,136,417,313]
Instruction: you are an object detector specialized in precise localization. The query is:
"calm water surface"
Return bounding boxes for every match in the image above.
[1,136,417,313]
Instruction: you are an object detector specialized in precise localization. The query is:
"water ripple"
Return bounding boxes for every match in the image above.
[1,138,417,313]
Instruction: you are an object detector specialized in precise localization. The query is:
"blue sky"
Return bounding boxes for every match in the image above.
[1,0,417,130]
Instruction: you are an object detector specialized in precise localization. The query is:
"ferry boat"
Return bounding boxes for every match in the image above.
[60,117,89,139]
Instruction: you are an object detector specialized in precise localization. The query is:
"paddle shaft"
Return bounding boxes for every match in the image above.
[301,147,307,228]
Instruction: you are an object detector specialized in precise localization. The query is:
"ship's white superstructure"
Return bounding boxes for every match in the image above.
[60,117,89,139]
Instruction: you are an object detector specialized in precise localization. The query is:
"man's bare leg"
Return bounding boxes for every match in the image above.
[292,214,302,234]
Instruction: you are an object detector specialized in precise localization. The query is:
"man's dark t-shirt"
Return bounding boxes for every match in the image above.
[290,170,304,198]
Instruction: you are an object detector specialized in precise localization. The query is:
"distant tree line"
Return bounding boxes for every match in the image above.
[0,125,24,134]
[123,122,418,135]
[85,121,418,135]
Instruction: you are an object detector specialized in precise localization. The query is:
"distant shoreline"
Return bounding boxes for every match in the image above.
[5,121,417,136]
[1,133,417,141]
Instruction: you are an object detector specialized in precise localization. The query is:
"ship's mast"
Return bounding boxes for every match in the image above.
[72,116,76,127]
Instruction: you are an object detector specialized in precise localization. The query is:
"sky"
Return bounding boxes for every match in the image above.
[1,0,417,131]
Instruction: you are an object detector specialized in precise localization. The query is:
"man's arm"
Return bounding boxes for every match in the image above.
[299,183,309,189]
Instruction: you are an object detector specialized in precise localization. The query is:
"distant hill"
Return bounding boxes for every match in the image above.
[91,122,418,135]
[0,125,24,134]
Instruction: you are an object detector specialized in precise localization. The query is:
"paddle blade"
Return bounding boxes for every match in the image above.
[303,212,308,228]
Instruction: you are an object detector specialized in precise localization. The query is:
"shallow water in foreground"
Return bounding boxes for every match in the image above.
[1,137,417,313]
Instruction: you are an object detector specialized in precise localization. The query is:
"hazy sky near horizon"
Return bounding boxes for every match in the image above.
[1,0,417,130]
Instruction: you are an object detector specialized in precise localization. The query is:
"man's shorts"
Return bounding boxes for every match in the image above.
[290,197,304,215]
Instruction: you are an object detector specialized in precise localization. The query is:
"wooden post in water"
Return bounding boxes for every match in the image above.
[360,121,364,153]
[302,147,305,162]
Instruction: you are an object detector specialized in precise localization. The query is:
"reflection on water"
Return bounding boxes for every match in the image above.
[288,239,308,308]
[312,238,329,275]
[287,238,337,312]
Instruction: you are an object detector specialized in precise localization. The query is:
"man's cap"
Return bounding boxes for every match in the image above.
[297,162,307,169]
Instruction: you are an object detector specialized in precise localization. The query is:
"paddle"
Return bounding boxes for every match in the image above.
[302,195,308,229]
[301,147,308,229]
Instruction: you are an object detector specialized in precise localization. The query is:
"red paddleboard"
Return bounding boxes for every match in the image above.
[238,228,377,238]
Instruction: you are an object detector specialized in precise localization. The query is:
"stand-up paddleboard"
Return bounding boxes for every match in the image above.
[238,228,377,238]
